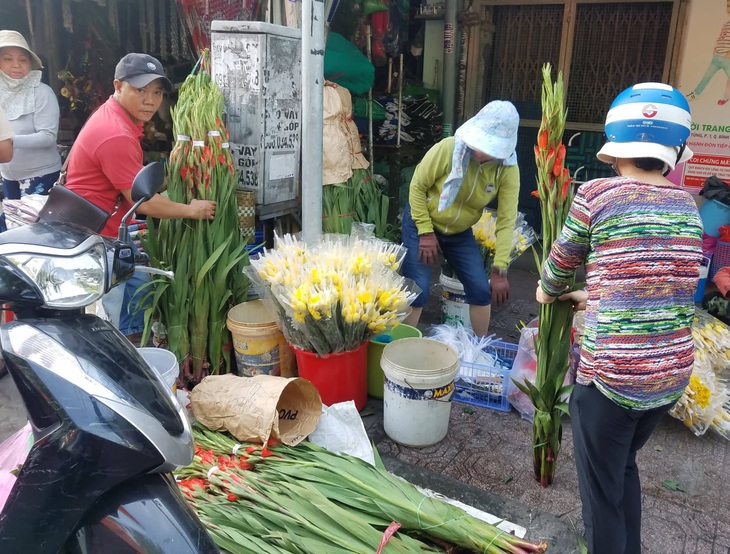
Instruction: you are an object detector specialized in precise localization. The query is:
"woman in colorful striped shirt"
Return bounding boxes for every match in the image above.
[536,83,703,554]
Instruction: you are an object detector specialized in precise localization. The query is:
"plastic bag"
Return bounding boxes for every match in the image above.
[0,422,33,513]
[308,401,375,466]
[0,422,33,473]
[507,319,575,422]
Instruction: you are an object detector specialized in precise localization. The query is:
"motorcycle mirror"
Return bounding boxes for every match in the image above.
[131,161,165,202]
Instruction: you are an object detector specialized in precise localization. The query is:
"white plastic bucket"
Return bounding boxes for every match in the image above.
[138,347,179,392]
[381,338,460,447]
[440,273,471,329]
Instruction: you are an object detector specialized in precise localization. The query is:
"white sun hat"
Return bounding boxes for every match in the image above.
[0,30,43,70]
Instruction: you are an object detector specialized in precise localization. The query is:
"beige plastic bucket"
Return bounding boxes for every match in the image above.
[227,300,296,377]
[381,338,460,447]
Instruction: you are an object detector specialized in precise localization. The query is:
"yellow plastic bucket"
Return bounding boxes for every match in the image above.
[227,300,296,377]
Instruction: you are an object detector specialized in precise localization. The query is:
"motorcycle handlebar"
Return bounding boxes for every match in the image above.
[135,266,174,280]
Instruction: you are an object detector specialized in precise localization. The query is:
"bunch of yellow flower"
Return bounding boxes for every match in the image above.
[670,310,730,439]
[471,210,537,275]
[247,234,418,355]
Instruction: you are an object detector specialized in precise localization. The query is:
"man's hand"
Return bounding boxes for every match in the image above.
[190,199,217,221]
[491,269,509,306]
[418,232,440,266]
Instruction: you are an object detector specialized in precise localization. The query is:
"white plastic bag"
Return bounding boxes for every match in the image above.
[307,401,375,466]
[507,319,575,422]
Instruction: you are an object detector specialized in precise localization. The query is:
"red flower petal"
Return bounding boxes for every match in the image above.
[227,493,238,502]
[245,446,257,454]
[261,448,273,458]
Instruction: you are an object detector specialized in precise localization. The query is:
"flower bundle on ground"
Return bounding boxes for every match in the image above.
[512,63,577,487]
[471,210,538,275]
[176,425,549,554]
[671,310,730,439]
[246,234,418,355]
[139,50,249,385]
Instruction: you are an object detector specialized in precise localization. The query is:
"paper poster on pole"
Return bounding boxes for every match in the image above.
[673,0,730,194]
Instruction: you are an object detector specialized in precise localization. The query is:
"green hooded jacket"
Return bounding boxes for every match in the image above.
[408,137,521,269]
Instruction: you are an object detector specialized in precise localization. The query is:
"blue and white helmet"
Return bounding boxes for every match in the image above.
[597,83,694,172]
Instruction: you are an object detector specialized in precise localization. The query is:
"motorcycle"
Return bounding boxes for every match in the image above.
[0,162,219,553]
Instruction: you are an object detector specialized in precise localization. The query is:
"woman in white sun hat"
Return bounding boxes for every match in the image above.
[401,100,521,337]
[536,82,702,554]
[0,30,61,202]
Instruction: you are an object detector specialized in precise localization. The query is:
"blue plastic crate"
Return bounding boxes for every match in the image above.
[454,340,518,412]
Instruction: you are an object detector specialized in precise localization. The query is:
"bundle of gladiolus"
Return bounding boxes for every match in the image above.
[471,209,537,275]
[177,425,549,554]
[670,310,730,439]
[140,50,249,385]
[246,234,418,355]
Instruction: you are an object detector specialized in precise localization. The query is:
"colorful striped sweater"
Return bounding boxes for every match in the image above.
[541,177,703,410]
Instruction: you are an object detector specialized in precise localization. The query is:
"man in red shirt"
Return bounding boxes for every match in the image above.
[66,53,216,336]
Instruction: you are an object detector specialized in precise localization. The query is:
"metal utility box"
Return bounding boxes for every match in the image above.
[211,21,301,208]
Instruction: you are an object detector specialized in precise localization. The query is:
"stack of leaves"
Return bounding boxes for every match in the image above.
[140,50,249,385]
[246,233,418,355]
[177,425,549,554]
[323,170,390,238]
[513,63,577,487]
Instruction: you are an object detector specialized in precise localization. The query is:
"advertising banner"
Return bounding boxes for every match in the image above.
[675,0,730,194]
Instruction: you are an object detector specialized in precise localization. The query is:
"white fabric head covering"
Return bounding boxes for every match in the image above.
[438,100,519,211]
[0,70,41,120]
[596,141,694,172]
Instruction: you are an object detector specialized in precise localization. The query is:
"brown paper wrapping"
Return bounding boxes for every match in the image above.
[190,374,322,446]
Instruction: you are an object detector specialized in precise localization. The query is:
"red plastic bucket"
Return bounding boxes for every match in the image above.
[291,342,369,410]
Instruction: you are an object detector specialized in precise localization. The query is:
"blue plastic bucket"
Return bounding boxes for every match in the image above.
[699,199,730,237]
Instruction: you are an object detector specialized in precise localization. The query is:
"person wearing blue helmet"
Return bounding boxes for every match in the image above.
[535,83,703,554]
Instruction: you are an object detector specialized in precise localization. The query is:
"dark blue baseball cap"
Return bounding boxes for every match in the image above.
[114,53,172,92]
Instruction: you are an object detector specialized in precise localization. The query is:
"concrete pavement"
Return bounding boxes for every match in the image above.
[1,254,728,552]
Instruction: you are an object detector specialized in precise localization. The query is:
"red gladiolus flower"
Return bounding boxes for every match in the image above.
[245,446,257,454]
[204,146,211,160]
[199,449,215,464]
[531,190,540,199]
[261,448,273,458]
[266,438,278,447]
[556,144,566,164]
[228,164,234,175]
[227,493,237,502]
[239,460,254,470]
[538,130,549,149]
[181,166,189,179]
[561,180,570,199]
[218,154,226,165]
[534,145,540,159]
[230,473,243,483]
[552,160,563,177]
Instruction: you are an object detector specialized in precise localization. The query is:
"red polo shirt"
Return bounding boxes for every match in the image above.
[66,96,144,237]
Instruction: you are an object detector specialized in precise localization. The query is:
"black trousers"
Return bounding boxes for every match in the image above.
[570,384,674,554]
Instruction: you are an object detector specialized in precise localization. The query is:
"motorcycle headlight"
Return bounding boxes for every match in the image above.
[7,242,106,308]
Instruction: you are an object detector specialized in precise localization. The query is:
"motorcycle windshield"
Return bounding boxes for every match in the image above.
[24,315,185,437]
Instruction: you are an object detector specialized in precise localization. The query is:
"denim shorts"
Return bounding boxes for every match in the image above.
[401,204,491,308]
[2,171,59,199]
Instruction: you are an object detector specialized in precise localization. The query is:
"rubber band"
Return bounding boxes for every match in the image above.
[232,444,242,455]
[483,529,507,553]
[177,134,191,141]
[221,142,230,149]
[207,130,221,137]
[192,140,205,147]
[206,465,219,479]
